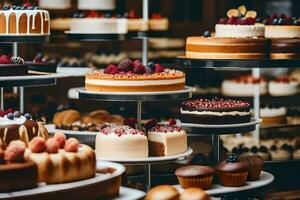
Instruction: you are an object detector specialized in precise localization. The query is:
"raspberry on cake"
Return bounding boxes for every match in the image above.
[95,124,149,158]
[269,76,299,96]
[181,98,251,124]
[222,75,267,97]
[85,59,186,92]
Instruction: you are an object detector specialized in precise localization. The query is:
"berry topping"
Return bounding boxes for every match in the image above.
[264,14,299,25]
[218,18,227,24]
[150,124,183,133]
[86,10,98,18]
[226,16,238,25]
[7,113,14,120]
[64,138,79,152]
[147,62,155,70]
[29,137,47,153]
[10,56,24,64]
[169,119,177,126]
[123,118,137,128]
[145,66,153,74]
[203,31,211,37]
[259,146,268,153]
[46,138,60,154]
[0,55,11,64]
[133,64,146,74]
[0,108,14,117]
[118,58,133,72]
[126,10,139,19]
[250,146,258,154]
[191,153,208,165]
[53,132,67,149]
[2,5,11,10]
[33,53,44,63]
[270,145,277,151]
[4,140,26,163]
[226,153,238,163]
[182,98,250,109]
[22,2,32,8]
[99,125,145,137]
[151,13,163,19]
[24,113,32,119]
[104,64,118,75]
[154,63,165,73]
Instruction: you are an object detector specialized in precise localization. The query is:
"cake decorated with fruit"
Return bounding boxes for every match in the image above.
[126,10,148,31]
[0,109,49,148]
[215,6,264,38]
[0,55,28,76]
[222,75,267,97]
[25,133,96,184]
[95,124,149,158]
[181,98,251,124]
[26,53,58,73]
[0,3,50,35]
[269,76,299,96]
[85,59,186,92]
[149,13,169,31]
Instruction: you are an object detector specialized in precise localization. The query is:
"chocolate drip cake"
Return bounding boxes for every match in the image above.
[181,98,251,124]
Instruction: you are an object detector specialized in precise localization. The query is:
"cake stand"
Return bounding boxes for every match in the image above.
[174,171,274,196]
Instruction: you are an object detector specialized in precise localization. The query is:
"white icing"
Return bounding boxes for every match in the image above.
[78,0,115,10]
[0,115,26,126]
[39,0,71,9]
[86,77,185,86]
[269,81,299,96]
[180,108,250,116]
[215,24,265,38]
[222,80,267,97]
[260,107,287,117]
[265,25,300,38]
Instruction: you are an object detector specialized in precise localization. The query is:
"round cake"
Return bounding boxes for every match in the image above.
[269,76,299,96]
[181,98,251,124]
[260,103,287,125]
[78,0,115,10]
[0,5,50,35]
[39,0,71,10]
[185,37,269,60]
[222,75,267,97]
[95,124,149,158]
[85,59,185,92]
[126,10,148,32]
[270,38,300,59]
[149,13,169,31]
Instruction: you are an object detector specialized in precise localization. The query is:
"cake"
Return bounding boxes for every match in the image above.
[0,140,38,192]
[126,10,148,32]
[148,123,187,156]
[270,38,300,59]
[215,6,264,38]
[95,124,149,158]
[85,59,185,92]
[264,14,300,38]
[260,103,287,125]
[25,134,96,184]
[78,0,116,10]
[0,4,50,35]
[185,37,269,59]
[39,0,71,10]
[70,12,128,34]
[181,98,251,124]
[26,53,58,73]
[269,76,299,96]
[0,55,28,76]
[149,13,169,31]
[222,75,267,97]
[0,109,49,148]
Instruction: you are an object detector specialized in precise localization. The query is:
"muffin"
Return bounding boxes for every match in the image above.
[215,153,249,187]
[145,185,179,200]
[239,155,264,181]
[179,188,211,200]
[175,165,214,189]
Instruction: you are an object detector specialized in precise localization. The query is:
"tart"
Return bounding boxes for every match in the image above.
[269,76,299,96]
[181,98,251,124]
[260,103,287,125]
[85,59,185,92]
[222,75,267,97]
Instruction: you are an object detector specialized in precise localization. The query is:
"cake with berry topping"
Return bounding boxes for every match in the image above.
[85,59,186,92]
[260,103,287,125]
[25,134,96,184]
[181,98,251,124]
[185,36,269,59]
[26,53,58,73]
[222,75,267,97]
[78,0,115,10]
[0,140,38,192]
[269,76,299,96]
[264,14,300,38]
[0,55,28,76]
[0,109,49,148]
[149,13,169,31]
[147,122,187,157]
[0,4,50,35]
[95,124,148,158]
[126,10,148,31]
[70,11,128,34]
[215,6,264,38]
[39,0,71,10]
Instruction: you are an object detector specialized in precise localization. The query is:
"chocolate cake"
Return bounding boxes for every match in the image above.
[181,98,251,124]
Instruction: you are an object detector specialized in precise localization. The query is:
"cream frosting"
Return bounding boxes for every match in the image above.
[78,0,115,10]
[269,81,299,96]
[222,80,267,97]
[39,0,71,9]
[265,25,300,38]
[0,115,26,126]
[215,24,265,38]
[180,108,250,116]
[86,78,185,86]
[260,107,287,118]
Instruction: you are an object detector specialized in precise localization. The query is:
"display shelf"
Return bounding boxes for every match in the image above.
[261,123,300,130]
[265,159,300,165]
[65,32,130,41]
[97,147,193,165]
[79,86,195,102]
[176,56,300,68]
[0,35,50,43]
[174,171,274,196]
[180,119,261,135]
[0,161,125,200]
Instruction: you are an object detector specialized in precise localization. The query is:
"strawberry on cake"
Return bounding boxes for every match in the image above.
[85,59,186,92]
[269,76,299,96]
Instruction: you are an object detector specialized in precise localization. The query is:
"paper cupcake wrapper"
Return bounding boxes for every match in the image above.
[248,165,262,181]
[218,172,248,187]
[177,175,213,190]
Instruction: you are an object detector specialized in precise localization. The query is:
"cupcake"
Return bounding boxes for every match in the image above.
[239,155,264,181]
[145,185,179,200]
[180,188,211,200]
[215,153,249,187]
[257,146,271,160]
[270,144,292,161]
[175,165,214,189]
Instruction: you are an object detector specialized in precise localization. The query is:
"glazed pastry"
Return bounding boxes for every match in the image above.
[180,188,211,200]
[239,155,264,181]
[145,185,179,200]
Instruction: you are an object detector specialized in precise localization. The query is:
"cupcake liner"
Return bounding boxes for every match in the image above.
[218,172,248,187]
[248,165,262,181]
[177,175,213,189]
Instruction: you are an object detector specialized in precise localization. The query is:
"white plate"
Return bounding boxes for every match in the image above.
[180,119,261,128]
[174,171,274,196]
[0,73,69,81]
[115,187,145,200]
[57,67,93,77]
[97,147,193,165]
[0,161,125,199]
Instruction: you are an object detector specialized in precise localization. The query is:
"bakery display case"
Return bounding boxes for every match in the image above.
[0,0,300,199]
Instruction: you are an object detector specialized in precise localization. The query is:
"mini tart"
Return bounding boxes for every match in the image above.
[148,125,187,157]
[265,25,300,38]
[85,69,185,92]
[215,160,249,187]
[181,98,251,124]
[185,37,269,60]
[215,24,265,38]
[270,38,300,59]
[175,165,214,190]
[239,155,264,181]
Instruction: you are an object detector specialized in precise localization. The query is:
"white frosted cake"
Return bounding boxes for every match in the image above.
[39,0,71,9]
[148,124,187,157]
[265,25,300,38]
[78,0,115,10]
[95,125,149,158]
[215,24,265,38]
[269,77,299,96]
[70,18,128,34]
